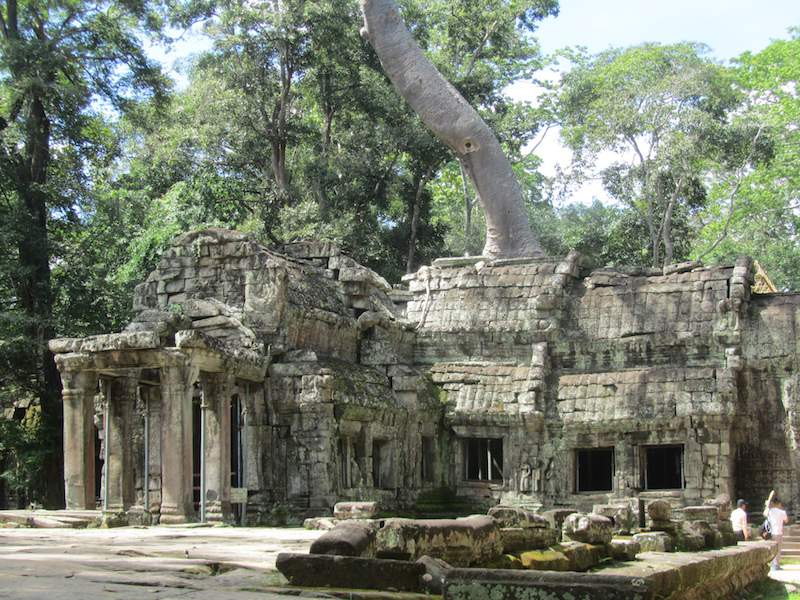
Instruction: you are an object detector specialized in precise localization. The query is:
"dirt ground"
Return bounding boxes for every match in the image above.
[0,524,323,599]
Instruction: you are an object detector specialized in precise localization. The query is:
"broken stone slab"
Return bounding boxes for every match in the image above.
[487,506,548,529]
[562,513,613,545]
[275,552,425,592]
[446,566,651,600]
[560,541,606,572]
[332,501,379,520]
[541,508,578,535]
[519,548,570,571]
[632,531,675,552]
[499,527,559,553]
[682,505,718,522]
[309,520,377,558]
[592,504,635,533]
[375,515,502,567]
[608,539,640,561]
[417,555,451,594]
[431,256,486,268]
[303,517,337,530]
[647,499,672,522]
[681,520,718,549]
[49,331,160,354]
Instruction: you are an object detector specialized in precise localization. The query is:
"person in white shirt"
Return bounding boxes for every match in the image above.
[764,496,789,570]
[730,499,750,541]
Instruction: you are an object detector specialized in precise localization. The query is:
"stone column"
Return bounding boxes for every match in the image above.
[105,375,137,515]
[61,368,99,510]
[159,365,197,524]
[202,372,232,523]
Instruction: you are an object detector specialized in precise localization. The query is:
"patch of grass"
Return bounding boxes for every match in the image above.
[738,579,800,600]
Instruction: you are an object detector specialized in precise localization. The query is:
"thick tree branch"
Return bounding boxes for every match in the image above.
[360,0,542,258]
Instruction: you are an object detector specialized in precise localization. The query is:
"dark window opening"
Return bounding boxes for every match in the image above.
[463,438,503,481]
[643,445,684,490]
[575,447,614,492]
[421,437,436,483]
[372,439,393,489]
[230,395,243,488]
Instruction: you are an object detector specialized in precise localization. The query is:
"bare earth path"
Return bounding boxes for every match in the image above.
[0,525,322,599]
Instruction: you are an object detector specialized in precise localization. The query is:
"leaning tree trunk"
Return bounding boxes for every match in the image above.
[360,0,543,259]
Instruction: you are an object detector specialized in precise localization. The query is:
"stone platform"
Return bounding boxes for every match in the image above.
[444,541,777,600]
[0,509,102,528]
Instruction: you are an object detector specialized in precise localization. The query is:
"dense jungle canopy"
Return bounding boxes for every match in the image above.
[0,0,798,506]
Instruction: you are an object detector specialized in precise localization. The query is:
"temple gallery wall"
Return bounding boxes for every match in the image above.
[49,228,800,524]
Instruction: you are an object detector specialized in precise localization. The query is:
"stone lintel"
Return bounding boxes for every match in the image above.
[49,332,160,354]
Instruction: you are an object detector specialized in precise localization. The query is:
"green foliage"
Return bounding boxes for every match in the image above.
[0,409,49,506]
[554,42,756,267]
[692,29,800,289]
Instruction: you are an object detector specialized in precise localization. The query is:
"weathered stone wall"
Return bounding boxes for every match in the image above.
[402,253,798,514]
[50,228,800,520]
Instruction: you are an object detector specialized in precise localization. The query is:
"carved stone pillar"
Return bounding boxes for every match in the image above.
[105,375,137,514]
[61,367,99,510]
[202,373,233,522]
[159,365,197,524]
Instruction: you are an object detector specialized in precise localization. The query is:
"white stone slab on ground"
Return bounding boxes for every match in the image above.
[0,525,322,599]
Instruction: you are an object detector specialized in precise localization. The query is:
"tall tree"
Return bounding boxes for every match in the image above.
[693,29,800,289]
[555,43,748,267]
[0,0,169,506]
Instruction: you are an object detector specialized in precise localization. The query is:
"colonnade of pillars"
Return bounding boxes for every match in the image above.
[60,364,255,524]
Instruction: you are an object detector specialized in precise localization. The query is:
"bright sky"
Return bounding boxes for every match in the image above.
[521,1,800,204]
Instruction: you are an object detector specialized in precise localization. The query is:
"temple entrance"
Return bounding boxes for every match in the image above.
[94,425,102,506]
[230,394,244,522]
[192,393,202,514]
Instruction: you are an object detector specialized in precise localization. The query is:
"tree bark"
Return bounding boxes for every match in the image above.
[15,94,64,508]
[406,167,432,273]
[360,0,543,259]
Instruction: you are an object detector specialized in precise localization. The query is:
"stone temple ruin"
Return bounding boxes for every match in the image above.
[49,227,800,526]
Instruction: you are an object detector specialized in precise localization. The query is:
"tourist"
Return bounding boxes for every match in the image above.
[731,499,750,541]
[764,495,789,570]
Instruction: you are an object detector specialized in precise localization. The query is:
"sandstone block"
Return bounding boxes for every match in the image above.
[416,556,451,594]
[488,506,548,529]
[542,508,578,534]
[519,549,570,571]
[632,531,674,552]
[682,505,718,522]
[375,516,502,567]
[647,500,672,522]
[562,513,613,545]
[333,501,379,520]
[276,553,424,592]
[310,521,377,557]
[499,527,559,553]
[608,539,640,561]
[561,541,606,572]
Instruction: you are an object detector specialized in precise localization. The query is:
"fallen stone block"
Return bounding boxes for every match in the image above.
[682,506,718,522]
[541,508,578,538]
[417,555,451,594]
[562,513,613,545]
[303,517,336,530]
[309,520,377,557]
[488,506,548,529]
[500,526,558,553]
[560,541,606,571]
[519,549,570,571]
[276,553,424,592]
[333,501,379,520]
[647,499,672,522]
[633,531,675,552]
[445,567,650,599]
[376,515,502,567]
[608,539,640,561]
